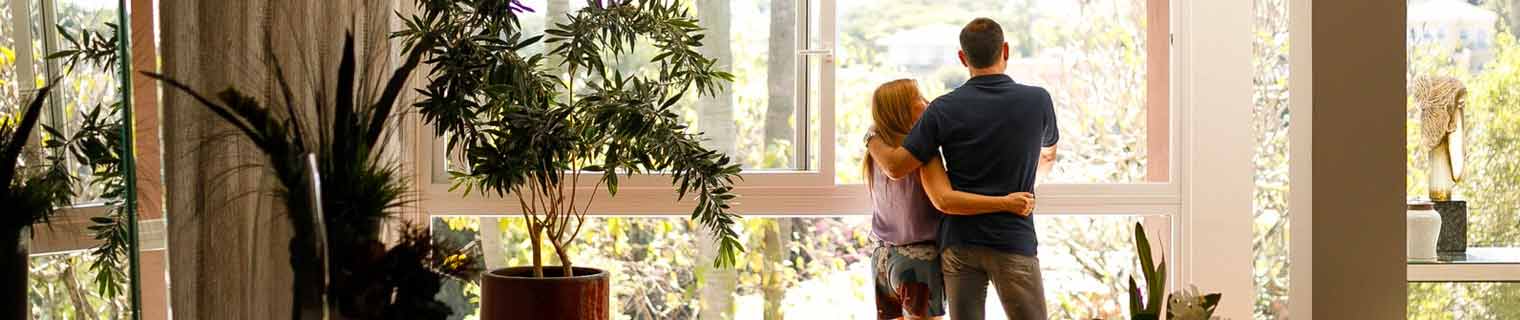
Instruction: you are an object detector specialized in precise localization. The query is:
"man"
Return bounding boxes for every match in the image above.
[867,17,1059,320]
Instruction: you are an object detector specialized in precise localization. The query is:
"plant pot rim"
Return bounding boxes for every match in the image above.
[485,266,609,281]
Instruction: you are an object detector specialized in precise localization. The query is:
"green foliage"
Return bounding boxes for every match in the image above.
[1128,222,1220,320]
[146,33,478,320]
[1128,222,1165,319]
[1,85,70,235]
[396,0,744,270]
[47,23,131,300]
[46,23,120,73]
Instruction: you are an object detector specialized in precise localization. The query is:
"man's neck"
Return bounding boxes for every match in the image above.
[967,67,1006,78]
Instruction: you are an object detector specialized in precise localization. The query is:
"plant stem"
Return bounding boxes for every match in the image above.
[556,245,574,277]
[529,225,545,278]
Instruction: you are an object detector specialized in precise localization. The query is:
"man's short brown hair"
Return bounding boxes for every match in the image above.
[959,18,1005,69]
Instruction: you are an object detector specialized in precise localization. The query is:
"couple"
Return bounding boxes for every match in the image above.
[867,18,1058,320]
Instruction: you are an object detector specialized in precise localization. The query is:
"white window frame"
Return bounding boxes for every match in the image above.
[403,0,1261,317]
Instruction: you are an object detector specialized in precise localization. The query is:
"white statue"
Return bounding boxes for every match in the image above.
[1414,76,1467,201]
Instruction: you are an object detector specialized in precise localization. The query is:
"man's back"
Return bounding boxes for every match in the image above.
[901,74,1058,256]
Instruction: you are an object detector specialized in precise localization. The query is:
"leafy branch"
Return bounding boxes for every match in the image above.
[397,0,743,275]
[46,24,130,299]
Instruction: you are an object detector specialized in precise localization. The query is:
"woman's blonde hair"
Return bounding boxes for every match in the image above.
[864,79,924,186]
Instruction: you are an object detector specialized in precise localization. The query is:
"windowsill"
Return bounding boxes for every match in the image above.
[1408,247,1520,282]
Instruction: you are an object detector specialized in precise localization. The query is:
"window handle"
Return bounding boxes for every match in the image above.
[798,49,832,56]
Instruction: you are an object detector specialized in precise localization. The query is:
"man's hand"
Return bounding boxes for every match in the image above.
[1003,192,1036,216]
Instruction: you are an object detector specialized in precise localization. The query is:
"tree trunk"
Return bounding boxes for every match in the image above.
[761,220,791,320]
[698,0,737,157]
[764,0,797,166]
[696,1,738,317]
[0,228,26,320]
[1509,0,1520,32]
[61,260,100,320]
[696,226,738,320]
[530,227,545,277]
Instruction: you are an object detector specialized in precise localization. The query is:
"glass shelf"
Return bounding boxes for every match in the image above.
[1408,247,1520,282]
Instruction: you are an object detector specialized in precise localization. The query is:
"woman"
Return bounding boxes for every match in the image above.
[866,79,1034,320]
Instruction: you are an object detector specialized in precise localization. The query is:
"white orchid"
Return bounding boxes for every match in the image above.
[1167,285,1224,320]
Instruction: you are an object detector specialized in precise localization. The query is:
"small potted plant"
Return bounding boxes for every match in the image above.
[1127,222,1223,320]
[148,32,480,319]
[395,0,744,319]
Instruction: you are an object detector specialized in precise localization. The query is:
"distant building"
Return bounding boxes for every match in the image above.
[1409,0,1499,72]
[877,25,962,75]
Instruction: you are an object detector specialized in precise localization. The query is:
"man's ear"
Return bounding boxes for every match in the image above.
[1001,42,1010,61]
[958,50,970,68]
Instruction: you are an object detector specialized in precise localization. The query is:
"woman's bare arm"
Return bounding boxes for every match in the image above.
[918,157,1034,216]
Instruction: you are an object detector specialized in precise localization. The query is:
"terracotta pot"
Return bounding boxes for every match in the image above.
[481,266,609,320]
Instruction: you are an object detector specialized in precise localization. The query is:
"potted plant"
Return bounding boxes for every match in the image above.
[1127,222,1223,320]
[395,0,744,318]
[0,86,67,319]
[147,33,480,319]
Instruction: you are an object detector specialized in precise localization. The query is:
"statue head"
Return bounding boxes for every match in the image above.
[1414,76,1466,151]
[1414,76,1468,201]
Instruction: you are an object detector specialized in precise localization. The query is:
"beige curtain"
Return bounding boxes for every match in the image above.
[159,1,392,318]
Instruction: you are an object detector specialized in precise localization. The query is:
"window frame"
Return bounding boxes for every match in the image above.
[404,0,1229,310]
[413,0,1182,218]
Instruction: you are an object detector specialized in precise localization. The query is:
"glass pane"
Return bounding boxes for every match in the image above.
[1405,0,1520,247]
[833,0,1152,184]
[0,0,17,116]
[1252,0,1291,317]
[441,0,808,173]
[1410,283,1520,318]
[54,0,122,203]
[27,252,131,319]
[433,214,1167,319]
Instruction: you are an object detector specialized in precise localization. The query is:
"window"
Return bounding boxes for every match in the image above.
[1251,0,1290,317]
[435,0,815,178]
[1405,0,1520,315]
[433,214,1168,319]
[410,0,1195,319]
[832,0,1160,184]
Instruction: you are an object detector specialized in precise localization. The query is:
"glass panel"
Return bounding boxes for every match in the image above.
[1405,0,1520,247]
[1410,283,1520,318]
[27,252,131,318]
[23,0,140,318]
[441,0,809,173]
[833,0,1152,184]
[53,0,122,202]
[433,214,1167,319]
[1252,0,1291,317]
[0,0,17,116]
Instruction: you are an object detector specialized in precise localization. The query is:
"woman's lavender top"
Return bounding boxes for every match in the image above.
[869,167,943,246]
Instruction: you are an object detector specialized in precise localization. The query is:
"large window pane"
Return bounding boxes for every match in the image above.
[442,0,808,173]
[433,214,1166,319]
[1406,0,1520,317]
[833,0,1152,184]
[53,0,121,202]
[27,252,131,319]
[1410,283,1520,318]
[1405,1,1520,247]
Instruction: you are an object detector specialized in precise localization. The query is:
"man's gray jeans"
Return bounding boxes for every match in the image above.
[942,245,1047,320]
